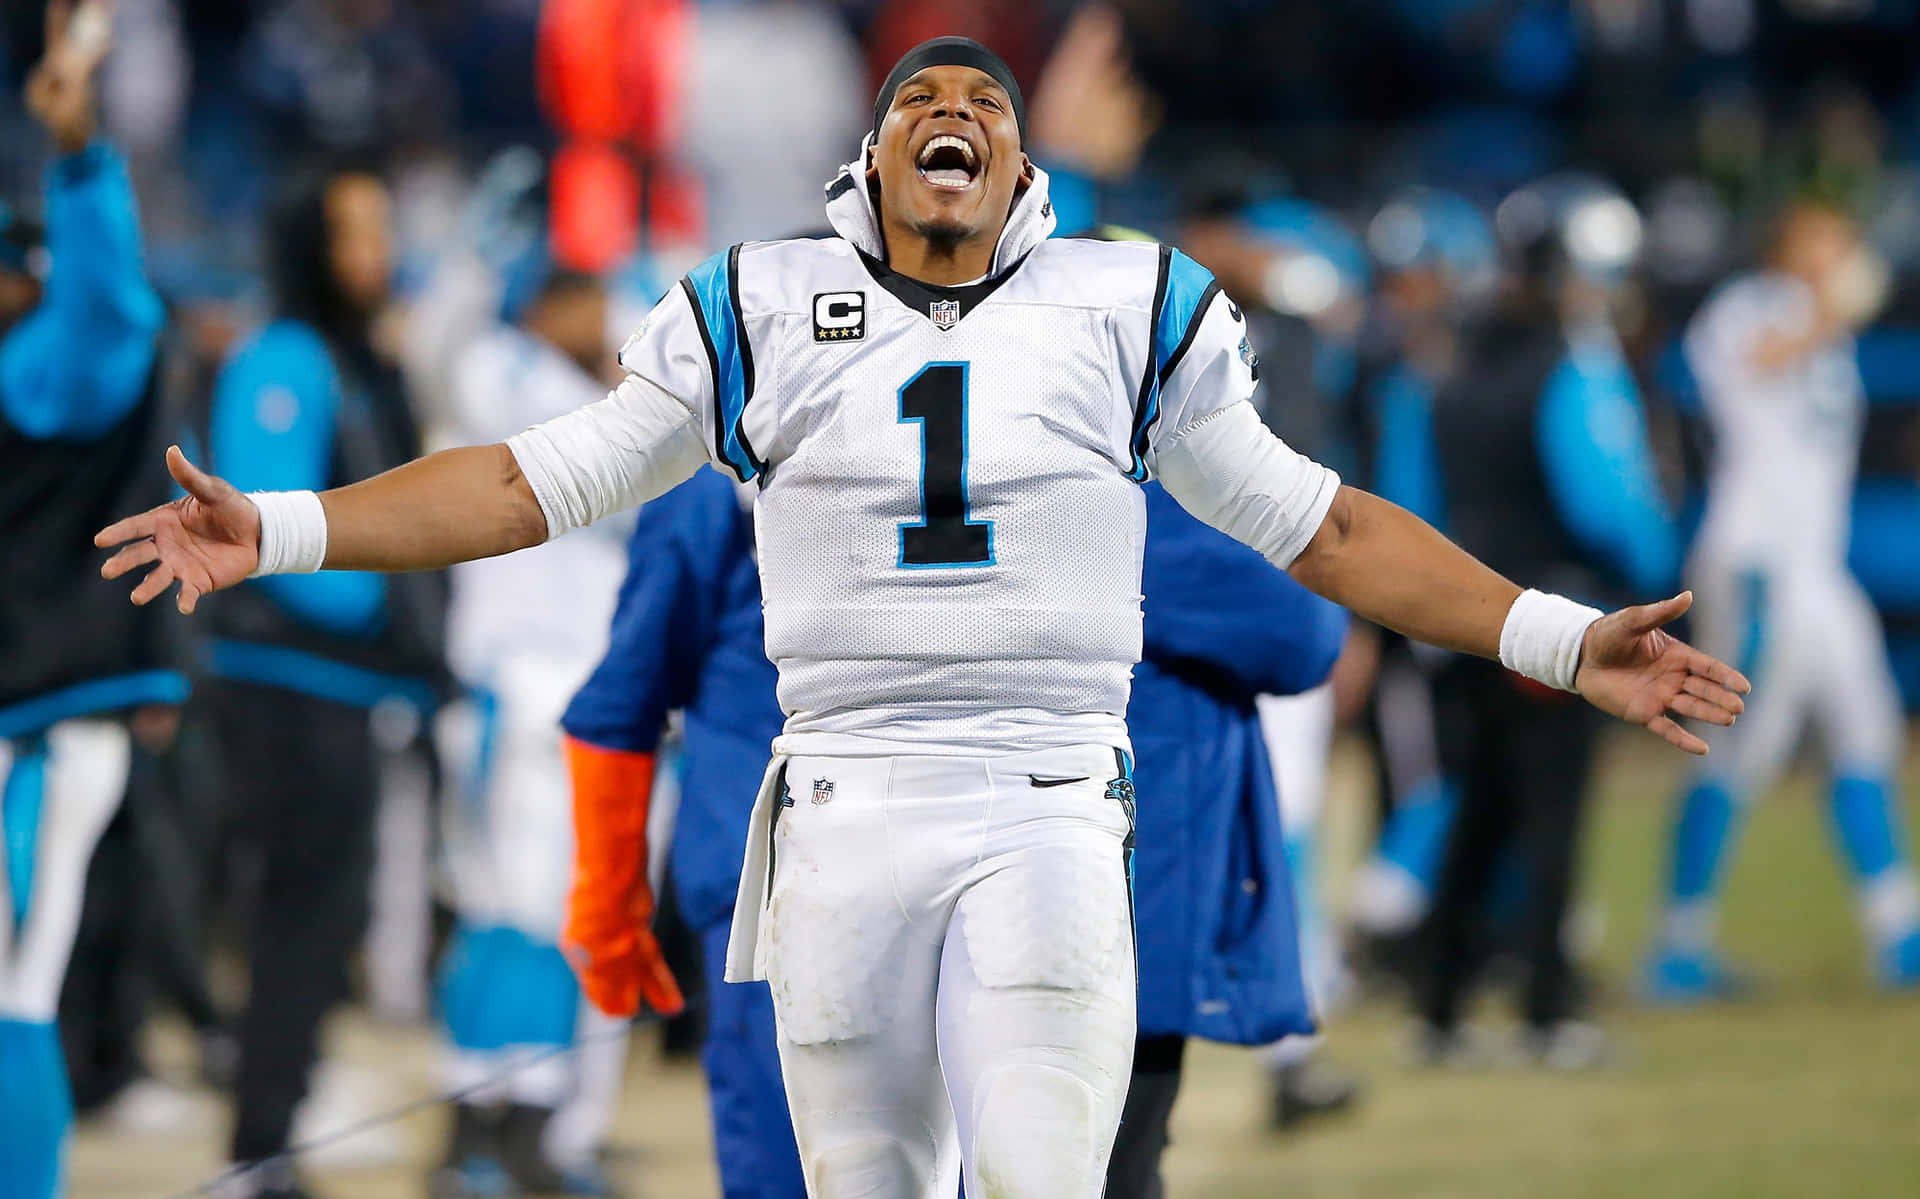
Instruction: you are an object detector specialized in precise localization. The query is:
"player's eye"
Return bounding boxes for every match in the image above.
[975,95,1001,111]
[905,92,932,105]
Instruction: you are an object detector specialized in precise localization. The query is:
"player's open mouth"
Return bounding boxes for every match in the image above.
[916,135,980,190]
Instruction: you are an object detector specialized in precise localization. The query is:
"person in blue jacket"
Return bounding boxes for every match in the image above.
[560,469,801,1199]
[197,163,445,1197]
[559,459,1347,1199]
[0,8,172,1196]
[1108,481,1348,1197]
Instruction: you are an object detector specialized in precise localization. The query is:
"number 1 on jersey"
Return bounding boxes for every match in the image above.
[898,362,994,568]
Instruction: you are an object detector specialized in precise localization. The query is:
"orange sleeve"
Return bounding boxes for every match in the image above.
[562,736,684,1017]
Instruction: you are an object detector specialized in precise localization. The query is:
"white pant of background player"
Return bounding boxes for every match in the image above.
[730,746,1138,1198]
[1690,559,1903,792]
[0,722,129,1022]
[436,656,637,1171]
[1683,556,1918,945]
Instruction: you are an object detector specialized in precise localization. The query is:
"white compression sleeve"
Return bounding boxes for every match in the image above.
[506,373,712,540]
[1155,400,1342,569]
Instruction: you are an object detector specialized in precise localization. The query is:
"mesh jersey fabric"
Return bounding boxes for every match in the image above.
[605,234,1275,755]
[1685,272,1865,568]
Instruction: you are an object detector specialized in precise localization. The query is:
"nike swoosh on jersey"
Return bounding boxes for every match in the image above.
[1028,774,1090,788]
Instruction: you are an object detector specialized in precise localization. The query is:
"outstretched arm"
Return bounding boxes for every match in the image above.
[1157,403,1749,755]
[98,374,711,611]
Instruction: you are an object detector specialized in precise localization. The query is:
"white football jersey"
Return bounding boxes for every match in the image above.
[1686,272,1865,568]
[615,231,1266,754]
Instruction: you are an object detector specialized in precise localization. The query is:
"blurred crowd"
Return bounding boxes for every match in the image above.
[5,1,1920,1197]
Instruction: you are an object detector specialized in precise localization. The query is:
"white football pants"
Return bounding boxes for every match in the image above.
[1689,560,1904,793]
[0,720,130,1020]
[755,746,1138,1199]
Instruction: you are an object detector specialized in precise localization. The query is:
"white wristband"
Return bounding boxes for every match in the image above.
[247,490,329,577]
[1499,589,1602,692]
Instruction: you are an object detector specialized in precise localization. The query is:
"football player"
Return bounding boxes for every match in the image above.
[101,37,1748,1197]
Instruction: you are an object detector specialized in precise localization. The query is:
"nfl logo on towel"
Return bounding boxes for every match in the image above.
[812,777,835,805]
[929,299,960,330]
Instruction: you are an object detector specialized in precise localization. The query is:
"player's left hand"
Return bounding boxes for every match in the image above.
[1574,591,1750,756]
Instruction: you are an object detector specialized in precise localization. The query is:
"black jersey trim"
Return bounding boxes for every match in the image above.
[678,276,728,473]
[1159,279,1222,387]
[1128,244,1173,481]
[855,249,1033,329]
[725,244,767,478]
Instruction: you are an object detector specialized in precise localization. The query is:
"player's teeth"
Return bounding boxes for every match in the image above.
[918,136,976,168]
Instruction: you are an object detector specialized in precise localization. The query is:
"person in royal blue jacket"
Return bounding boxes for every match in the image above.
[0,8,171,1196]
[1108,481,1348,1198]
[558,465,1347,1199]
[560,469,800,1199]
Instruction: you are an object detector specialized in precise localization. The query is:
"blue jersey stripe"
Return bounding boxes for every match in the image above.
[683,247,763,483]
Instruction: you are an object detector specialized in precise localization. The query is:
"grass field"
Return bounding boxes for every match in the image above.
[72,731,1920,1198]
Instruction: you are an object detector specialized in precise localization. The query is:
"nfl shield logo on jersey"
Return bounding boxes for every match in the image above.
[929,299,960,330]
[812,777,835,805]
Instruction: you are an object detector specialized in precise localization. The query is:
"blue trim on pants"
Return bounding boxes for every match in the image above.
[0,1017,72,1199]
[2,735,49,934]
[1831,775,1906,884]
[1670,779,1738,903]
[1377,777,1457,890]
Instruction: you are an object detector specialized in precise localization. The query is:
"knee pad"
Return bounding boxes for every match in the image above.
[969,1062,1109,1199]
[806,1132,927,1198]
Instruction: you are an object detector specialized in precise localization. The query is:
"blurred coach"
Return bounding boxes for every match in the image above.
[196,163,445,1197]
[1418,176,1680,1066]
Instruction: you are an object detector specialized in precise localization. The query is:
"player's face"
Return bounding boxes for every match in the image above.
[873,66,1025,250]
[530,282,612,380]
[1777,206,1857,288]
[325,173,392,315]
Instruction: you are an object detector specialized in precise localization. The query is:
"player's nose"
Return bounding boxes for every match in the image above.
[927,92,976,123]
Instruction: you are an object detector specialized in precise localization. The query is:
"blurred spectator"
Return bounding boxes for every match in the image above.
[1342,187,1491,979]
[1417,175,1678,1069]
[1171,185,1371,1123]
[681,1,867,247]
[0,4,174,1194]
[1645,198,1920,999]
[196,163,444,1198]
[431,258,633,1198]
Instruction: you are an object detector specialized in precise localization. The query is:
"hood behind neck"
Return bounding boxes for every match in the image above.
[823,133,1055,278]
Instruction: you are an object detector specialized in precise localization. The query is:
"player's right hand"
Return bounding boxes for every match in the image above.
[562,736,686,1020]
[96,445,260,614]
[563,914,685,1021]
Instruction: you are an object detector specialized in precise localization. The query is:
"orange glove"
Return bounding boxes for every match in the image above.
[562,735,686,1018]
